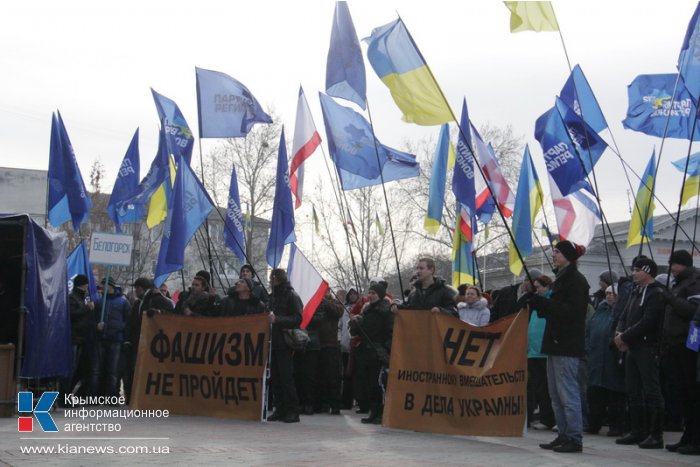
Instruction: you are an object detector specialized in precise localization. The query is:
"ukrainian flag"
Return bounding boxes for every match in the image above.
[509,146,544,275]
[672,152,700,206]
[504,1,559,33]
[425,124,450,234]
[452,208,476,287]
[627,151,656,248]
[146,154,177,228]
[366,19,452,126]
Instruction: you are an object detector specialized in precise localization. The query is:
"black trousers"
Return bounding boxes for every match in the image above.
[355,358,382,416]
[587,385,626,432]
[319,346,341,409]
[341,351,354,409]
[295,350,319,408]
[271,346,299,415]
[625,346,664,410]
[667,345,700,445]
[527,358,554,427]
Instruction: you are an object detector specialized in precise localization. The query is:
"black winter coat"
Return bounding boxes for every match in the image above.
[94,288,130,343]
[69,288,94,344]
[126,290,174,346]
[269,282,303,350]
[663,266,700,347]
[315,298,344,348]
[349,298,393,365]
[403,277,457,317]
[175,290,220,316]
[617,281,665,348]
[219,290,266,317]
[531,263,590,358]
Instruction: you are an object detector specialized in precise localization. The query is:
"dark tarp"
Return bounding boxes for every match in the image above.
[0,214,71,378]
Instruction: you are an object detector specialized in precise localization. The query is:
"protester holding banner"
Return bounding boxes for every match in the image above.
[396,257,457,317]
[240,264,269,306]
[268,268,303,423]
[660,250,700,455]
[614,258,666,449]
[349,282,394,424]
[175,271,219,317]
[530,240,589,453]
[585,285,626,437]
[219,278,267,317]
[527,275,554,430]
[90,277,130,399]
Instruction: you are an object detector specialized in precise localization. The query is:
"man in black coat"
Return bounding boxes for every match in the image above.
[62,275,95,397]
[268,268,303,423]
[394,257,457,317]
[531,240,589,454]
[660,250,700,455]
[219,278,267,317]
[614,257,666,449]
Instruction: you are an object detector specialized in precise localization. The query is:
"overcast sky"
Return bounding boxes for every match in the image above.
[2,0,698,225]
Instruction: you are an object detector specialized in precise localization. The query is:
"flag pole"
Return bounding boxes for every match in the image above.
[365,100,406,297]
[693,175,700,254]
[397,14,535,286]
[196,138,216,283]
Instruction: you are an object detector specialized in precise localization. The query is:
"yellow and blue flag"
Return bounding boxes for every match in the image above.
[509,146,544,275]
[365,19,451,126]
[504,1,559,33]
[672,152,700,206]
[152,88,194,166]
[425,124,450,234]
[452,210,476,288]
[326,1,366,109]
[627,150,656,248]
[145,132,177,229]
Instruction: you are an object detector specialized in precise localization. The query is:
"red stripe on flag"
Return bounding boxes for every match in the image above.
[300,280,329,329]
[290,132,321,175]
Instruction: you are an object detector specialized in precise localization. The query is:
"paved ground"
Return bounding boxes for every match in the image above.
[0,408,694,466]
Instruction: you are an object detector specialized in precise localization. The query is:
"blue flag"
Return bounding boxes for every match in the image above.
[535,105,591,197]
[117,124,172,223]
[107,129,140,233]
[152,89,194,166]
[195,67,272,138]
[326,1,366,109]
[560,65,608,133]
[266,128,296,268]
[47,112,92,232]
[679,4,700,104]
[622,73,700,141]
[451,99,477,228]
[319,92,388,179]
[555,97,608,174]
[335,148,419,191]
[66,240,97,302]
[224,164,246,264]
[424,124,450,234]
[154,163,214,287]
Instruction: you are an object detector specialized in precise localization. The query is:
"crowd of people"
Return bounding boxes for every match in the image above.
[58,246,700,456]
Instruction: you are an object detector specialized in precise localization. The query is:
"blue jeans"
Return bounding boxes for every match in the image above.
[547,355,583,445]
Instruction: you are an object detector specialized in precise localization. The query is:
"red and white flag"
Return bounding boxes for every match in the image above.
[290,87,322,209]
[471,123,515,217]
[288,243,328,329]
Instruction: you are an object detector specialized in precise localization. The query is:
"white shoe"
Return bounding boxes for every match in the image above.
[551,425,559,432]
[531,421,550,430]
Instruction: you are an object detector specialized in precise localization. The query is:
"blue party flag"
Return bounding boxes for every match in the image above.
[154,163,214,287]
[451,99,477,237]
[152,88,194,166]
[47,111,92,232]
[326,1,366,109]
[555,97,608,174]
[535,105,592,197]
[622,73,700,141]
[679,4,700,104]
[335,148,419,191]
[66,240,97,302]
[560,65,608,133]
[424,124,450,234]
[224,163,246,264]
[266,128,297,268]
[196,67,272,138]
[107,129,140,233]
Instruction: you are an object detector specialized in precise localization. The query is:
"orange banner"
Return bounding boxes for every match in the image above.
[384,310,527,436]
[131,313,270,421]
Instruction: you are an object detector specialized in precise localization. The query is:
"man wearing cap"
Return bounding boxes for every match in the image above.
[591,270,619,309]
[62,275,95,398]
[530,240,589,453]
[124,278,174,402]
[240,264,269,306]
[661,250,700,455]
[219,277,266,317]
[90,277,130,398]
[614,257,666,449]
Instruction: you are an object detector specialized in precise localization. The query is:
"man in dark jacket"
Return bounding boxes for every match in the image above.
[531,240,589,453]
[240,264,269,306]
[175,271,219,316]
[316,290,345,414]
[490,269,542,323]
[661,250,700,455]
[124,277,174,403]
[614,257,666,449]
[350,283,394,424]
[268,268,303,423]
[62,275,95,397]
[90,278,130,398]
[395,257,457,317]
[219,278,267,317]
